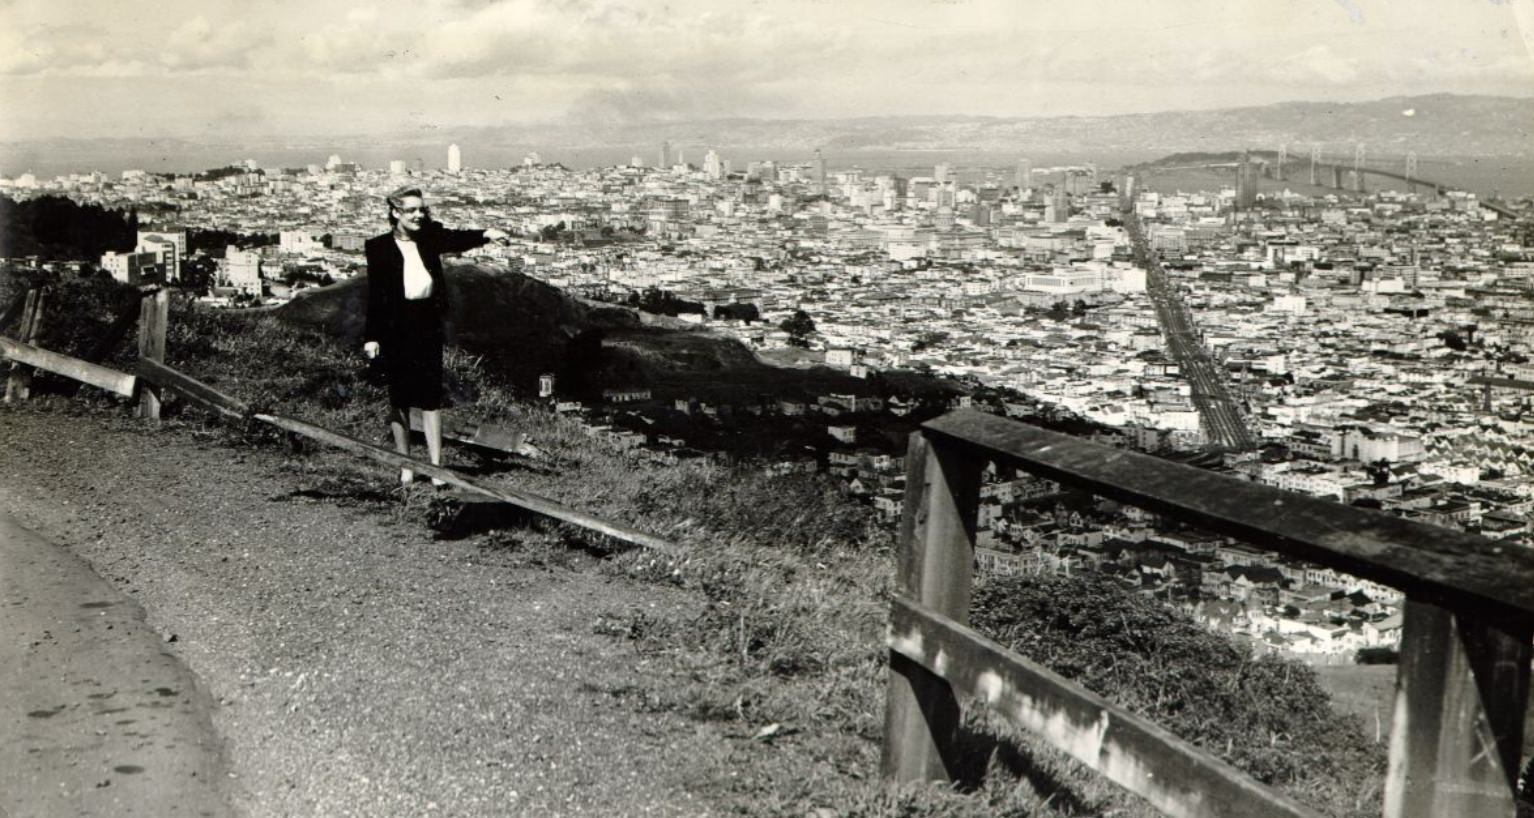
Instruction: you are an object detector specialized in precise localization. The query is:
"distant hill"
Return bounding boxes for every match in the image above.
[5,94,1528,181]
[460,93,1534,157]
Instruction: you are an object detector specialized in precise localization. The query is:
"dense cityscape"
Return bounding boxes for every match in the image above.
[5,141,1534,662]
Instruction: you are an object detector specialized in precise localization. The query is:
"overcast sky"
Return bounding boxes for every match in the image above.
[1,0,1531,140]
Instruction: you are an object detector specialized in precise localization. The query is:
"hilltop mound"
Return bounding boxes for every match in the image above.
[274,264,881,402]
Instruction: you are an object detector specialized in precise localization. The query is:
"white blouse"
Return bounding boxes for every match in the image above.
[395,238,433,300]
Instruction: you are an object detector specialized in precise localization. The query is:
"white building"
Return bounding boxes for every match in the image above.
[279,230,323,253]
[222,246,263,297]
[137,228,186,282]
[100,250,161,285]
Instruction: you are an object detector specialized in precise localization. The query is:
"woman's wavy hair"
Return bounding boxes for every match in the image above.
[385,185,433,228]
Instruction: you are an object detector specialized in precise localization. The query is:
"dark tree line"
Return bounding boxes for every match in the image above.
[186,227,277,255]
[0,195,137,260]
[712,303,760,323]
[627,286,706,317]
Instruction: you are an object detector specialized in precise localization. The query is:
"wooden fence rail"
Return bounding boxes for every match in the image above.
[885,409,1534,818]
[0,286,679,557]
[0,336,137,398]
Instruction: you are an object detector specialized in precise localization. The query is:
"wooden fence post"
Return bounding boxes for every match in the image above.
[1383,598,1532,818]
[136,288,168,419]
[883,430,985,784]
[4,289,44,403]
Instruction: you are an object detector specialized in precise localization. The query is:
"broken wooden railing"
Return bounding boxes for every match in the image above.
[0,285,677,556]
[885,409,1534,818]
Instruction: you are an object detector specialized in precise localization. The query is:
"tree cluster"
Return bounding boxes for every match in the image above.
[187,227,277,255]
[0,195,137,261]
[711,302,760,323]
[779,309,816,347]
[627,286,705,317]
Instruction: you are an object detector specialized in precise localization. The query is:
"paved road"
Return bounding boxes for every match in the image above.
[1123,212,1257,450]
[0,514,231,818]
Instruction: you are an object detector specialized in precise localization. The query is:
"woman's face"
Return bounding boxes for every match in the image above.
[394,195,427,235]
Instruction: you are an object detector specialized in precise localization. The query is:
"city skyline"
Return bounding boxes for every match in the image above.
[1,0,1531,141]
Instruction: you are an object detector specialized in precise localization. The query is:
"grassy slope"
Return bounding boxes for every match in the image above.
[6,270,1400,817]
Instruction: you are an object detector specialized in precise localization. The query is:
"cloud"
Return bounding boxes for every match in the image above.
[0,23,126,76]
[1272,45,1362,85]
[160,16,268,71]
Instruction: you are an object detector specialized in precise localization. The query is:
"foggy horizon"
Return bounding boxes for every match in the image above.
[2,0,1531,141]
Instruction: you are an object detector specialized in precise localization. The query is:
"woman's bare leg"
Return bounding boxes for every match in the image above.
[421,409,444,485]
[388,405,412,484]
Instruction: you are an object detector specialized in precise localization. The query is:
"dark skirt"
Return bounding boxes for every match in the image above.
[385,298,444,410]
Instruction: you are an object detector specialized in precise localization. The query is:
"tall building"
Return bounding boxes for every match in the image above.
[447,143,462,174]
[659,141,670,169]
[1235,152,1258,211]
[813,149,827,195]
[389,159,407,176]
[1016,158,1032,190]
[703,148,722,180]
[222,246,263,297]
[1050,175,1069,222]
[325,154,342,170]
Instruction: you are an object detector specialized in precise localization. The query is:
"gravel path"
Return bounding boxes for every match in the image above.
[0,404,740,817]
[0,513,229,818]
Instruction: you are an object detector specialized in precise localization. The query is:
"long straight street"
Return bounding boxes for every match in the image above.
[1123,210,1258,450]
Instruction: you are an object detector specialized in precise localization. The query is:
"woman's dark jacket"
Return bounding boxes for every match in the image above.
[362,222,488,351]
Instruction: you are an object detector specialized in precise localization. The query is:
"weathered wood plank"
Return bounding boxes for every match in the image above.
[1383,599,1531,818]
[136,358,249,419]
[888,596,1326,818]
[922,409,1534,624]
[253,413,680,556]
[883,432,985,782]
[0,336,137,397]
[136,289,168,419]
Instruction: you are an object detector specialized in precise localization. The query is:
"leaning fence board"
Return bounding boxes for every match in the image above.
[136,359,249,419]
[407,409,532,456]
[0,336,136,397]
[888,596,1326,818]
[253,413,679,555]
[922,409,1534,626]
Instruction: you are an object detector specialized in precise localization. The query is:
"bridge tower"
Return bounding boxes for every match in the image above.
[1309,145,1322,186]
[1353,143,1366,193]
[1275,143,1287,182]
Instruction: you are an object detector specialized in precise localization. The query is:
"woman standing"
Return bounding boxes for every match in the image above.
[362,185,509,486]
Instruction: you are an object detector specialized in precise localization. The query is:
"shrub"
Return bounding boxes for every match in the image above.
[971,572,1386,817]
